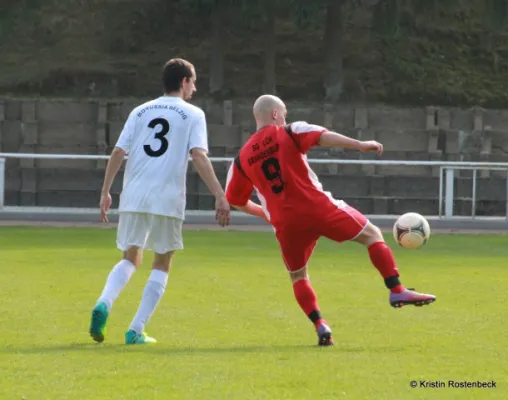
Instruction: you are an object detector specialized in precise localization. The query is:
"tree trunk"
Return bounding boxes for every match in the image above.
[209,0,224,96]
[323,0,343,102]
[263,2,276,94]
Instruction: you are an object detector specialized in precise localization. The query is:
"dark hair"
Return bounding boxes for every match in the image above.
[162,58,195,93]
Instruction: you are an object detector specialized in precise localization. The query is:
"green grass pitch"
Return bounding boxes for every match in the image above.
[0,226,507,400]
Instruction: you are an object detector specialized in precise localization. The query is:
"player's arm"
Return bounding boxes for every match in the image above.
[189,112,230,226]
[318,131,383,156]
[191,148,230,227]
[234,201,270,224]
[99,147,126,223]
[101,147,126,195]
[191,148,226,199]
[225,163,270,224]
[288,121,383,156]
[99,112,134,222]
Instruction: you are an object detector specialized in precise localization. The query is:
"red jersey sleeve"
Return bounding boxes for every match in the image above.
[225,160,253,206]
[287,121,327,154]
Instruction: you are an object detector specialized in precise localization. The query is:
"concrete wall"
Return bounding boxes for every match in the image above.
[2,98,508,216]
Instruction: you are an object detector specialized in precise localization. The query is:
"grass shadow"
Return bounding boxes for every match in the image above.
[1,342,405,355]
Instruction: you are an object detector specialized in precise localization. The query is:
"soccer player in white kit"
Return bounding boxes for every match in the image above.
[89,58,230,344]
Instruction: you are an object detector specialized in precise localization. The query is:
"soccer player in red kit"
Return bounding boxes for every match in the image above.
[225,95,436,346]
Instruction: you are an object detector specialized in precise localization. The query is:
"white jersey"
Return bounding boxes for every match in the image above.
[115,96,208,219]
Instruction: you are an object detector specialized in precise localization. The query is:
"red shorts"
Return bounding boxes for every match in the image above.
[274,205,368,272]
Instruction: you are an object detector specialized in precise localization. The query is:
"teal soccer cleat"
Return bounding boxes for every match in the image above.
[125,330,157,344]
[89,302,109,343]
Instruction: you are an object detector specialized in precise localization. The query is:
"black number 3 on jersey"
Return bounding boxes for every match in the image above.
[144,118,170,157]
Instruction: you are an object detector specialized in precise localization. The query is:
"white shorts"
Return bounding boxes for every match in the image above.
[116,212,184,254]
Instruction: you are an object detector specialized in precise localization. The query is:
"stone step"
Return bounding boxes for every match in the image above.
[3,189,506,218]
[6,169,508,205]
[183,195,508,217]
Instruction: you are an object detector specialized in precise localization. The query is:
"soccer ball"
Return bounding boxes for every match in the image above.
[392,212,430,249]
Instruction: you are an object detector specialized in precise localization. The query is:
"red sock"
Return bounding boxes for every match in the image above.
[368,242,405,294]
[293,279,325,327]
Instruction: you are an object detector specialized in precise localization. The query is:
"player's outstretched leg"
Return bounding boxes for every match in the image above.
[125,266,169,345]
[89,258,137,342]
[291,269,334,346]
[354,223,436,308]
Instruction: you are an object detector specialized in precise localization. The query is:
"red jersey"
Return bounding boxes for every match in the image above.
[225,121,347,229]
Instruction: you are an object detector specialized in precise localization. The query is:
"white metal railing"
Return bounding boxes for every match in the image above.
[1,152,508,219]
[0,157,4,209]
[439,166,508,220]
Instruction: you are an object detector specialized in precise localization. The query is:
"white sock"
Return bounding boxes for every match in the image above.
[97,259,136,311]
[128,269,168,334]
